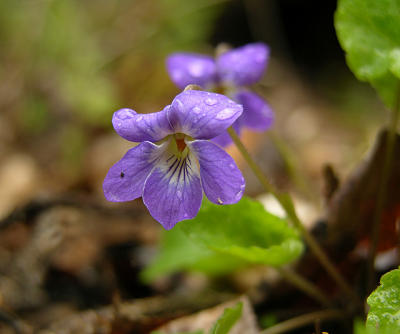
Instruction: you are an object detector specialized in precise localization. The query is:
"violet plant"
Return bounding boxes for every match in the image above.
[104,43,352,312]
[104,0,400,330]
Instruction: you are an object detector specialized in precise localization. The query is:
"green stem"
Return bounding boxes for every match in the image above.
[367,83,400,293]
[259,309,346,334]
[227,127,359,305]
[277,267,332,307]
[268,131,317,203]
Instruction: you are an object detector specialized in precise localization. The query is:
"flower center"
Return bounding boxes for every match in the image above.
[174,133,187,152]
[176,138,187,152]
[165,133,190,159]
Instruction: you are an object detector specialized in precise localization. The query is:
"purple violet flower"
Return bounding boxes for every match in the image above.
[167,43,275,147]
[103,89,246,230]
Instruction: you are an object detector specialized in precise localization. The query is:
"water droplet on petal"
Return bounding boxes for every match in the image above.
[177,190,182,199]
[183,213,189,218]
[235,190,243,200]
[188,62,204,77]
[205,98,218,106]
[229,163,235,169]
[117,109,135,120]
[215,108,236,120]
[136,116,143,121]
[192,106,202,114]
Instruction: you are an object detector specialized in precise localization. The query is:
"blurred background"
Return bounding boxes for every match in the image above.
[0,0,392,332]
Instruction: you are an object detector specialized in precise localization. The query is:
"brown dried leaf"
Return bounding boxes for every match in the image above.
[153,296,258,334]
[325,130,400,256]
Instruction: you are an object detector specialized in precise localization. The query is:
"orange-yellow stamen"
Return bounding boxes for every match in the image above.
[176,138,187,152]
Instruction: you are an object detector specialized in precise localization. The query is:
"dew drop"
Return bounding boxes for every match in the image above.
[177,190,182,199]
[192,106,201,114]
[136,116,143,121]
[235,190,243,199]
[117,109,135,120]
[188,62,204,77]
[229,163,235,169]
[205,98,218,106]
[183,213,189,218]
[215,108,236,120]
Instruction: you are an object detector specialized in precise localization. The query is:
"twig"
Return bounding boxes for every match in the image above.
[259,309,345,334]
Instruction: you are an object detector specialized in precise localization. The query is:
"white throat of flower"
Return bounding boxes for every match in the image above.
[157,134,199,185]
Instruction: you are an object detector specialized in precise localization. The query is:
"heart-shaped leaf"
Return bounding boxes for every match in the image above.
[335,0,400,107]
[141,226,247,282]
[180,197,303,267]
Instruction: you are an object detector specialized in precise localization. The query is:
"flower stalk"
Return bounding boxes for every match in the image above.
[227,126,359,305]
[277,267,332,307]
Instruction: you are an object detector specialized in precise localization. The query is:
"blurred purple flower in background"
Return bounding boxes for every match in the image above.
[103,90,245,230]
[167,43,274,146]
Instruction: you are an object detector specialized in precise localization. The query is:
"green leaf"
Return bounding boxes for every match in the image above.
[355,319,395,334]
[366,267,400,331]
[180,197,304,267]
[141,226,247,283]
[210,302,243,334]
[335,0,400,107]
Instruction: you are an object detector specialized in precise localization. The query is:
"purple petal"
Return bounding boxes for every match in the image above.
[168,90,243,139]
[112,106,173,143]
[166,53,218,89]
[216,43,269,86]
[189,140,245,204]
[210,131,233,148]
[211,119,243,148]
[143,151,203,229]
[236,90,274,131]
[103,141,163,202]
